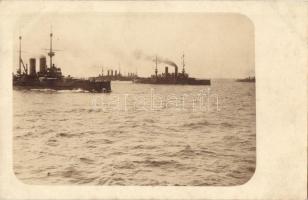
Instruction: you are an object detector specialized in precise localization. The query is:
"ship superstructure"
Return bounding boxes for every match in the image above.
[13,32,111,92]
[95,67,138,81]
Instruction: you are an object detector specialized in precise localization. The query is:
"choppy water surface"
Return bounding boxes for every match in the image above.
[13,79,255,186]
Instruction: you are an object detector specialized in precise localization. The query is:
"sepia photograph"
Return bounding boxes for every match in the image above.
[0,1,307,199]
[12,13,256,186]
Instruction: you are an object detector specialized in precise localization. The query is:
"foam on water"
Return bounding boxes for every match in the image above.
[29,88,89,93]
[30,88,57,92]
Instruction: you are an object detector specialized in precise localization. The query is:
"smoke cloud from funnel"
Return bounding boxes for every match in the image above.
[133,49,178,68]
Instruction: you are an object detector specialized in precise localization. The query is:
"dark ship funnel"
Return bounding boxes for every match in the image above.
[39,56,47,73]
[29,58,36,75]
[165,66,168,76]
[175,66,178,77]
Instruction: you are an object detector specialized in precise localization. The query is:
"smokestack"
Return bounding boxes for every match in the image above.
[115,70,117,76]
[165,66,168,76]
[111,70,113,76]
[107,70,110,76]
[175,66,178,78]
[39,56,47,73]
[29,58,36,76]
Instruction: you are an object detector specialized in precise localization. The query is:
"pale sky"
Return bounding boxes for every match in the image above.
[14,13,254,79]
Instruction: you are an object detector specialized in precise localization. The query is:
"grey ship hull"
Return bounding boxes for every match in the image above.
[236,77,255,83]
[13,76,111,92]
[133,77,211,85]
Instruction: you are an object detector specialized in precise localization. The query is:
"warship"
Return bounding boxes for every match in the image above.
[94,68,138,81]
[236,76,255,83]
[133,54,211,85]
[13,33,111,92]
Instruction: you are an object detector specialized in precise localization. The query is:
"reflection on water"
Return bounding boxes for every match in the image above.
[13,79,255,186]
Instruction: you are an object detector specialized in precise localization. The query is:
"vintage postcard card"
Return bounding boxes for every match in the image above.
[0,0,306,199]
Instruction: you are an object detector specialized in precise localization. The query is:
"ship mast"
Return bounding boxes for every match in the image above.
[182,53,185,74]
[18,36,22,74]
[155,55,158,77]
[48,31,55,68]
[18,35,27,74]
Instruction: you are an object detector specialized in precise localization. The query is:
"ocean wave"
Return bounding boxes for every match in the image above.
[58,89,89,93]
[200,149,216,155]
[46,138,58,147]
[247,166,255,173]
[220,122,233,128]
[223,135,237,140]
[56,132,82,138]
[133,144,157,150]
[86,139,113,144]
[133,159,178,168]
[143,118,155,123]
[177,145,195,156]
[182,120,211,128]
[30,88,57,92]
[61,166,82,178]
[114,161,136,170]
[14,131,34,139]
[41,129,54,135]
[65,108,95,113]
[79,157,95,164]
[179,120,232,129]
[171,145,217,158]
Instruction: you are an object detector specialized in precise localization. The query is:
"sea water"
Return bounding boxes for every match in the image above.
[13,79,255,186]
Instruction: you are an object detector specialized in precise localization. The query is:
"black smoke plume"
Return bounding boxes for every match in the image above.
[133,50,178,68]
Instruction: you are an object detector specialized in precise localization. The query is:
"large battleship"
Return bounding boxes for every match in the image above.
[133,54,211,85]
[13,33,111,92]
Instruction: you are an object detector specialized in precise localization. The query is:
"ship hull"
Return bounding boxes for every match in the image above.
[236,78,255,83]
[133,78,211,85]
[236,80,255,83]
[13,76,111,92]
